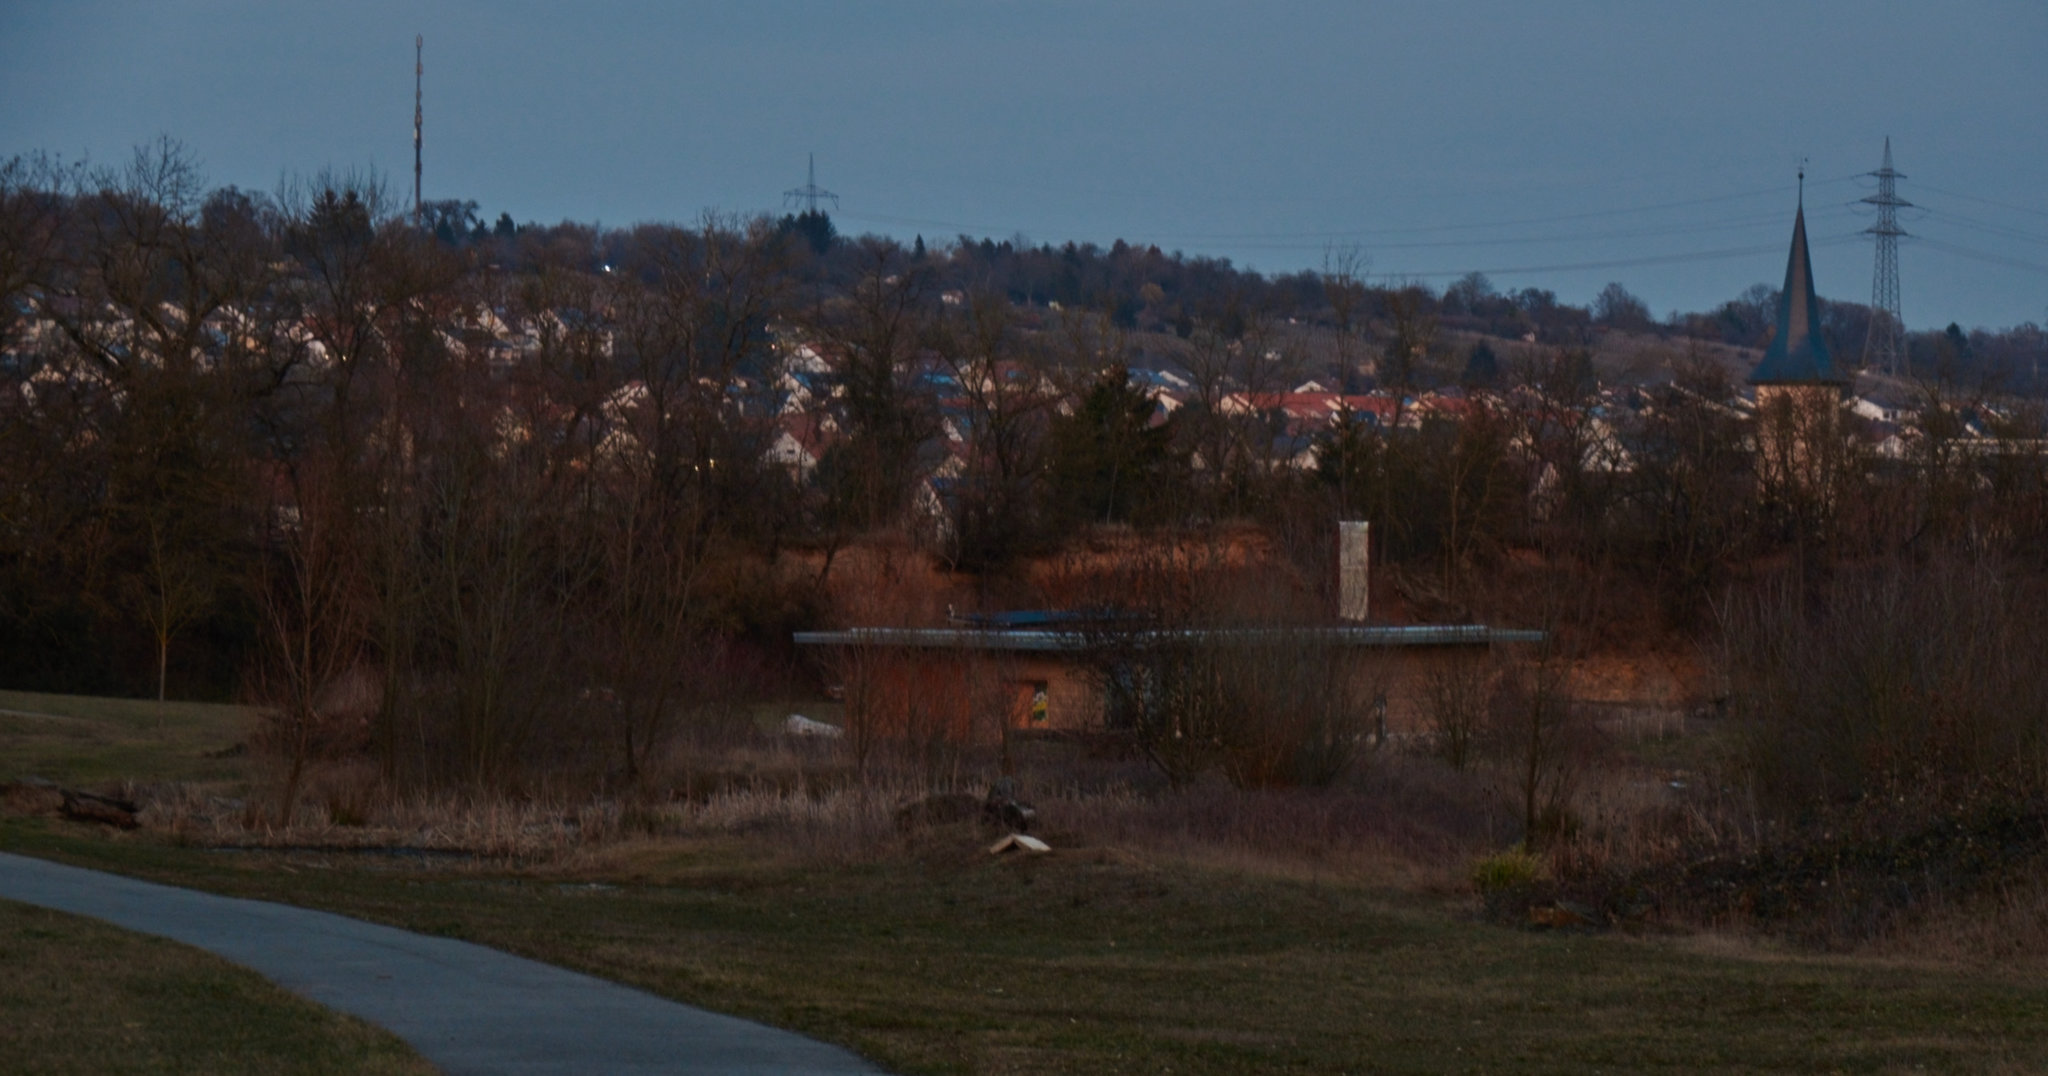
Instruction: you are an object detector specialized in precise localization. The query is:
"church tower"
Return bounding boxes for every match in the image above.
[1750,187,1849,498]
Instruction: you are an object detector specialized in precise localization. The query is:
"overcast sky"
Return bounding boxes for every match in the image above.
[4,1,2045,330]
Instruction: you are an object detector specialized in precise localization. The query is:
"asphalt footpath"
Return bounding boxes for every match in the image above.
[0,851,882,1075]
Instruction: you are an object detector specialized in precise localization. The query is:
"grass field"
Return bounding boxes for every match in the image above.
[5,689,2045,1073]
[7,817,2046,1075]
[0,689,256,785]
[0,897,433,1075]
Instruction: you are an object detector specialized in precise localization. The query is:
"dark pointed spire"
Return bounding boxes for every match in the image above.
[1750,186,1846,386]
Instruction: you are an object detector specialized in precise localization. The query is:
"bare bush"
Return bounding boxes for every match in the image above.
[1088,628,1375,790]
[1490,648,1603,852]
[1423,657,1494,771]
[1726,555,2048,816]
[1045,757,1499,881]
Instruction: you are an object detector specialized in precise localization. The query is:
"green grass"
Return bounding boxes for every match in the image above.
[4,688,2040,1073]
[0,897,433,1075]
[7,818,2045,1075]
[0,689,256,784]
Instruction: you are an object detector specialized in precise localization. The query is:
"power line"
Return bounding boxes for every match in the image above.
[1921,210,2048,247]
[1349,233,1863,282]
[1915,238,2048,276]
[1914,182,2048,222]
[843,166,2048,303]
[839,203,1858,255]
[1149,208,1860,254]
[1098,175,1865,243]
[837,209,1020,236]
[840,176,1864,248]
[842,207,1867,281]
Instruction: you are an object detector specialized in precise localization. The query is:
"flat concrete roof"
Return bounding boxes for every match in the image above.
[793,624,1544,652]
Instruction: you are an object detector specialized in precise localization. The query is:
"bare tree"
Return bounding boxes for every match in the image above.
[132,515,214,703]
[1424,657,1494,772]
[934,291,1059,573]
[1322,244,1370,392]
[807,240,940,560]
[1177,315,1301,519]
[1493,643,1594,852]
[248,457,368,823]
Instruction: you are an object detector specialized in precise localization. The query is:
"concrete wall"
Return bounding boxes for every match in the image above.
[830,642,1515,746]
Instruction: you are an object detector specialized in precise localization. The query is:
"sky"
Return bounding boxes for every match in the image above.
[4,1,2045,331]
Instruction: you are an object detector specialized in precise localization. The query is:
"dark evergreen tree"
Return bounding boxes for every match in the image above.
[1044,366,1176,526]
[778,209,836,255]
[1463,341,1500,386]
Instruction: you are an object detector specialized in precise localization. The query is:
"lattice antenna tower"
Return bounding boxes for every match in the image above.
[412,35,424,227]
[782,153,839,215]
[1860,137,1911,377]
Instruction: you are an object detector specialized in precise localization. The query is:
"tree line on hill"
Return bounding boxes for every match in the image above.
[3,142,2046,794]
[433,183,2048,394]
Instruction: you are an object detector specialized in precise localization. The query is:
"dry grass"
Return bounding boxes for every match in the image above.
[118,738,1511,891]
[1872,878,2048,968]
[21,679,2048,977]
[137,746,917,864]
[1039,761,1500,886]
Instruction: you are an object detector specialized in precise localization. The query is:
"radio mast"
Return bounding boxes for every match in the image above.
[412,35,423,227]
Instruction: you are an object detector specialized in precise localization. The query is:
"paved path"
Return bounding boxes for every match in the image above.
[0,851,881,1075]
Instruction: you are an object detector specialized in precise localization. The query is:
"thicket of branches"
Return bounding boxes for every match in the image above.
[5,143,2048,805]
[1729,556,2048,817]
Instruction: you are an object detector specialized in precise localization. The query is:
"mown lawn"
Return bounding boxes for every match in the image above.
[0,689,256,785]
[5,818,2043,1075]
[0,897,433,1076]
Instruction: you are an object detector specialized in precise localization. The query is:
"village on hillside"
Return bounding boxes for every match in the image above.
[4,143,2048,1067]
[13,3,2048,1069]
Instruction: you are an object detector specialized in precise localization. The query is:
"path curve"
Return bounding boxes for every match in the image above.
[0,851,881,1075]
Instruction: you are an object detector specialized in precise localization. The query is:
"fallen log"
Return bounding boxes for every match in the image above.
[60,788,140,829]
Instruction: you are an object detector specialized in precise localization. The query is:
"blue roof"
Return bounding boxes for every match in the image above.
[794,624,1544,651]
[947,609,1148,629]
[1749,204,1847,386]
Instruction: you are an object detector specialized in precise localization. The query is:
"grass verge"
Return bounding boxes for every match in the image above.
[5,817,2045,1075]
[0,897,433,1076]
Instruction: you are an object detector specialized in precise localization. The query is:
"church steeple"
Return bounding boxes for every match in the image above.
[1750,177,1846,386]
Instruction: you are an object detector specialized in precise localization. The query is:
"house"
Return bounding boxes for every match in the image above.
[794,526,1542,743]
[766,412,836,477]
[795,619,1542,742]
